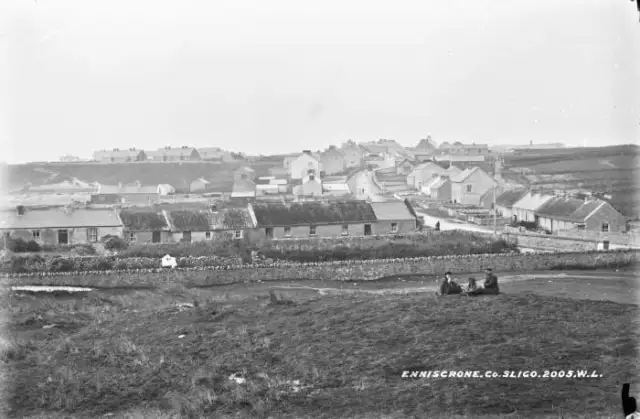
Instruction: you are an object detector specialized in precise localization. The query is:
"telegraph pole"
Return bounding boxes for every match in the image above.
[493,184,497,234]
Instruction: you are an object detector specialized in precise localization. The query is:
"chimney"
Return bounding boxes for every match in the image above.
[16,205,25,216]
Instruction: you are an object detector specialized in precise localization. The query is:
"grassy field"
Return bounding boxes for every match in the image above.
[5,161,278,192]
[501,146,640,218]
[2,275,638,419]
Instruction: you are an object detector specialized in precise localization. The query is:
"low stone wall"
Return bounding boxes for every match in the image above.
[2,250,636,288]
[503,232,600,252]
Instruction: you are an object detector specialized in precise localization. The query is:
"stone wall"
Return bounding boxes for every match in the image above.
[503,232,599,252]
[4,250,636,288]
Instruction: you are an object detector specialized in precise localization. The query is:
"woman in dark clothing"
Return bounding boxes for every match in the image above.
[438,271,463,295]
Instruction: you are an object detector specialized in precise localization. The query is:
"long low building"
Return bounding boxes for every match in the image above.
[1,206,124,245]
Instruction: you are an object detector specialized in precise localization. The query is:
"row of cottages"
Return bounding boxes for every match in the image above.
[120,207,256,244]
[248,200,417,239]
[535,196,626,234]
[93,148,147,163]
[147,146,201,162]
[1,206,124,245]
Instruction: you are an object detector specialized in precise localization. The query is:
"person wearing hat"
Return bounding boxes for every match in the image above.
[438,271,463,296]
[467,268,500,295]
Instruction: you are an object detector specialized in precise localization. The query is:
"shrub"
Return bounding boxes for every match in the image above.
[105,237,128,251]
[48,258,74,272]
[25,240,41,252]
[95,259,113,271]
[7,238,29,253]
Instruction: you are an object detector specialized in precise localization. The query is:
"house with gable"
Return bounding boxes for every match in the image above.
[406,161,448,190]
[319,146,347,175]
[369,201,418,234]
[288,150,322,180]
[494,189,529,220]
[292,170,323,197]
[535,196,627,234]
[511,192,554,223]
[450,166,498,206]
[1,206,124,245]
[421,175,452,201]
[395,158,417,176]
[340,140,365,168]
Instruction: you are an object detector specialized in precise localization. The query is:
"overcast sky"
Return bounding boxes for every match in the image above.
[1,0,638,163]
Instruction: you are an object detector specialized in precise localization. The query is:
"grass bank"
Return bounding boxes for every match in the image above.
[2,285,637,418]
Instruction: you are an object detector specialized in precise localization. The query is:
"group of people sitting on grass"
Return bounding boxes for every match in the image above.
[437,268,500,296]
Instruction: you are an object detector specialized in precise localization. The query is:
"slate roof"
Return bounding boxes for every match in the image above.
[495,189,529,209]
[451,167,479,183]
[512,192,554,212]
[370,202,415,221]
[119,210,169,231]
[250,201,377,227]
[0,208,122,229]
[428,177,450,190]
[535,197,607,222]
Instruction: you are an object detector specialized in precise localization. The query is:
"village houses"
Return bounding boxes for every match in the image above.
[287,151,322,180]
[93,148,147,163]
[494,189,529,220]
[511,192,555,223]
[534,196,627,234]
[319,146,347,175]
[369,201,418,234]
[146,146,201,162]
[1,206,123,245]
[421,175,452,201]
[292,170,323,197]
[91,182,161,205]
[406,161,448,190]
[450,166,498,206]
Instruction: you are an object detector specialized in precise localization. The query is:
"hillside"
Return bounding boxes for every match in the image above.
[5,161,278,193]
[501,145,640,218]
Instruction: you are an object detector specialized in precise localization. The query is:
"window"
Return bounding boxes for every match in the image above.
[32,230,40,239]
[341,224,349,235]
[87,228,98,243]
[601,222,610,233]
[391,223,398,233]
[309,226,316,236]
[234,230,242,239]
[129,232,136,243]
[152,231,161,243]
[466,184,472,193]
[577,224,586,231]
[57,229,69,245]
[205,231,211,239]
[265,228,274,239]
[364,224,372,236]
[284,227,291,237]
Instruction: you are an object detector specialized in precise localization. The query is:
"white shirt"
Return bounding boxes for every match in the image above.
[626,412,640,419]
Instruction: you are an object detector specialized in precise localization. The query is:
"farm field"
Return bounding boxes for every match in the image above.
[2,269,638,419]
[501,145,640,218]
[3,161,278,193]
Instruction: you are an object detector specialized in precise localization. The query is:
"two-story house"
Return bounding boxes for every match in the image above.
[450,167,498,206]
[288,151,322,180]
[319,146,346,175]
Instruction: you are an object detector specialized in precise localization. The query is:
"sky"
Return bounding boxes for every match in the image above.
[1,0,639,163]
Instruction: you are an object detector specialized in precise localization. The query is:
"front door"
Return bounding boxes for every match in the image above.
[182,231,191,242]
[364,224,372,236]
[58,229,68,244]
[265,228,274,239]
[152,231,161,243]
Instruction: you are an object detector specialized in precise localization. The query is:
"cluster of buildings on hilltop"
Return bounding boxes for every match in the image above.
[0,200,420,246]
[89,146,244,163]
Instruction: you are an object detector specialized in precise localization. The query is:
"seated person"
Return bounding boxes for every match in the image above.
[438,271,463,295]
[463,277,479,294]
[468,268,500,295]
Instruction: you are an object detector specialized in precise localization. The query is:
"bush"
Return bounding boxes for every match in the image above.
[7,238,29,253]
[48,257,75,272]
[105,237,128,251]
[25,241,41,252]
[117,238,253,263]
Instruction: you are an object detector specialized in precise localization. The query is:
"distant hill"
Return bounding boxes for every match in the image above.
[6,161,277,194]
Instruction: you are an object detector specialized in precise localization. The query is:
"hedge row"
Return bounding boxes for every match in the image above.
[1,254,242,274]
[2,249,637,277]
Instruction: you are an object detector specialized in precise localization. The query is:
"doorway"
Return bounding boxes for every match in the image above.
[57,229,68,244]
[364,224,372,236]
[152,231,161,244]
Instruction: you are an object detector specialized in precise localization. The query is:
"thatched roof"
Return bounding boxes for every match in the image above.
[251,200,377,227]
[119,210,169,231]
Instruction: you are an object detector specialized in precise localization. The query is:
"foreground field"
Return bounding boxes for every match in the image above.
[2,271,639,419]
